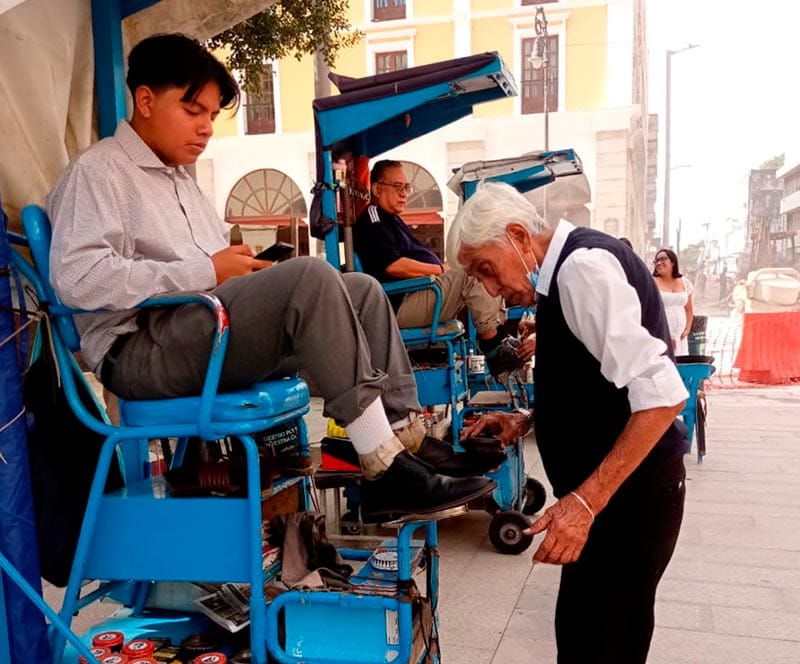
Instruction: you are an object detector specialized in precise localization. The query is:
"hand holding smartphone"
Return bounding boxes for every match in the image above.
[253,241,295,263]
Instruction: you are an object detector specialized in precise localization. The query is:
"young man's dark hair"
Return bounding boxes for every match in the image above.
[126,33,239,109]
[370,159,404,186]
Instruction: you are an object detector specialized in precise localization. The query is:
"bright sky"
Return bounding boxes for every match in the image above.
[647,0,800,246]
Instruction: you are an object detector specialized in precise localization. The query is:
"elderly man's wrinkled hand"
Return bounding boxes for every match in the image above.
[460,411,522,447]
[517,334,536,362]
[523,493,594,565]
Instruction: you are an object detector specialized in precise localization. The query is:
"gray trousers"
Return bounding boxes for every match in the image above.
[108,257,420,426]
[395,266,504,336]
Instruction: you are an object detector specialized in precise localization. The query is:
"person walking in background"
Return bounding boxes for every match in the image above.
[652,248,694,355]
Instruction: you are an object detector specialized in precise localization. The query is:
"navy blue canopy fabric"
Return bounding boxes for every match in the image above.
[0,198,50,663]
[313,52,515,159]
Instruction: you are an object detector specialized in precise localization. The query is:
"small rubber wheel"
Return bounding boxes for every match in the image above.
[489,510,534,555]
[522,477,547,516]
[340,510,362,535]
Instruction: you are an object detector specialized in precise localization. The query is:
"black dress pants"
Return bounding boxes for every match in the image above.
[555,462,686,664]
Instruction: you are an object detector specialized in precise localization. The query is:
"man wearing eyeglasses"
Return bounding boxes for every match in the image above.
[354,159,524,377]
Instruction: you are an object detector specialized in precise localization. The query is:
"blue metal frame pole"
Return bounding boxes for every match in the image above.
[92,0,128,138]
[0,575,11,664]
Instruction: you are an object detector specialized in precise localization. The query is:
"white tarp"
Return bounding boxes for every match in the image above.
[0,0,274,225]
[0,0,95,223]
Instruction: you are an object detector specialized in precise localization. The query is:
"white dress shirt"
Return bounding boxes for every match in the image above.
[47,121,229,372]
[537,220,689,413]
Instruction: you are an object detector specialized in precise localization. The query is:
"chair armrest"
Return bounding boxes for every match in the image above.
[381,276,437,295]
[136,292,229,440]
[381,277,446,341]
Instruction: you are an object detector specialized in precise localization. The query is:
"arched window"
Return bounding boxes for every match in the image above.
[397,161,445,258]
[225,169,309,255]
[226,168,307,224]
[399,161,443,212]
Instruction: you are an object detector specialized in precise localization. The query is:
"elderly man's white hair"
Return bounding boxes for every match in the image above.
[446,181,547,267]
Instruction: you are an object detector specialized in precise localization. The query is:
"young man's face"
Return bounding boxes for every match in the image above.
[135,80,221,166]
[371,166,411,215]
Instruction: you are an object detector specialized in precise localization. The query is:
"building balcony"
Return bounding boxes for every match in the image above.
[779,189,800,215]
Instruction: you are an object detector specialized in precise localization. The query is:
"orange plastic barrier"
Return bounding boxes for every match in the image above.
[734,311,800,384]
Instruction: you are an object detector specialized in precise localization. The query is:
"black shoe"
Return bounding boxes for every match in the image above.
[360,451,496,523]
[416,436,506,478]
[484,335,524,378]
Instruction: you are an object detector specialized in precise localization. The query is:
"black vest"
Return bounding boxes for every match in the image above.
[533,228,687,497]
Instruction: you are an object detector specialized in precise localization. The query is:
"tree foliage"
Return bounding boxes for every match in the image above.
[759,153,785,170]
[208,0,362,94]
[679,241,704,273]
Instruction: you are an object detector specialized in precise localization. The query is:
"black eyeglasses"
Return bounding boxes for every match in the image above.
[376,181,414,194]
[653,256,668,265]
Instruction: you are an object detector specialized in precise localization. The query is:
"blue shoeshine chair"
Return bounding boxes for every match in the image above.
[13,205,311,664]
[351,253,469,442]
[676,355,715,464]
[383,277,469,442]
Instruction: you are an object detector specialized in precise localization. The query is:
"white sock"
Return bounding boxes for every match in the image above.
[345,397,395,455]
[390,415,411,430]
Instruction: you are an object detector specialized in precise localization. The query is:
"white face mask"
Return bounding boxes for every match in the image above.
[507,232,540,292]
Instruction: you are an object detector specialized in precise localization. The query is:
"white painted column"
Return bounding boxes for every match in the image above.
[606,0,633,108]
[453,0,471,58]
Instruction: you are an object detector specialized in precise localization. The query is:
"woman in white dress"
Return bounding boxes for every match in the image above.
[652,248,694,355]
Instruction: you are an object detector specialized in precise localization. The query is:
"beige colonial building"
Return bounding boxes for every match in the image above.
[200,0,657,256]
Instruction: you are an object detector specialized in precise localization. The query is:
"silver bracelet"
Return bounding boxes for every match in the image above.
[569,491,595,522]
[513,407,533,434]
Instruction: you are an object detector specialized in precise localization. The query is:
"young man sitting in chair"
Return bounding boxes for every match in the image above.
[46,33,498,523]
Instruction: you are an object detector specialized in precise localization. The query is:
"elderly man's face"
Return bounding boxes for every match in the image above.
[371,166,410,215]
[458,236,536,307]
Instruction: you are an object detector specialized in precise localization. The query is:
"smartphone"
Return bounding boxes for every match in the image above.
[254,241,295,262]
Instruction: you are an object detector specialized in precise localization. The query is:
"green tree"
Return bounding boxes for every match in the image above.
[679,241,704,275]
[208,0,362,95]
[759,153,785,170]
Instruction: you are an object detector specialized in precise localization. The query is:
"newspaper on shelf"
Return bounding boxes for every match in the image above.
[195,583,252,633]
[194,546,282,632]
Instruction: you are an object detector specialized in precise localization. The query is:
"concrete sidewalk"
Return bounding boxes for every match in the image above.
[433,385,800,663]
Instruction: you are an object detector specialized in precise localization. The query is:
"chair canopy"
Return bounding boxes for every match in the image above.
[313,52,517,161]
[448,149,585,199]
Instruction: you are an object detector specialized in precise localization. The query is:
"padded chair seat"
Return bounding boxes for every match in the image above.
[120,378,309,427]
[401,319,464,344]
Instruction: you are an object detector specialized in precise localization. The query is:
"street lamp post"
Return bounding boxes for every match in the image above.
[663,43,698,249]
[530,5,550,221]
[530,6,550,151]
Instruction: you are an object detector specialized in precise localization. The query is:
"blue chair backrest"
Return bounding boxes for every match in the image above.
[677,362,715,401]
[20,205,82,352]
